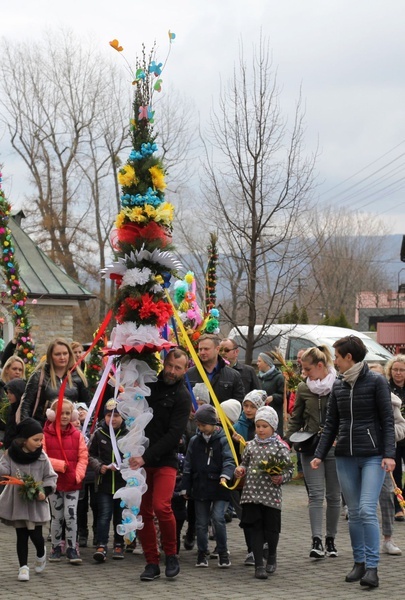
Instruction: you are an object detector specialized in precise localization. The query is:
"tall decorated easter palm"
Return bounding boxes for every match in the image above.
[103,34,182,543]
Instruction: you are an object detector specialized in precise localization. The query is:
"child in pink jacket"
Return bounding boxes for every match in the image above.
[43,398,88,564]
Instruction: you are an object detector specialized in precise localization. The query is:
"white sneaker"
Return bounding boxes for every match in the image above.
[382,539,402,555]
[35,547,47,573]
[18,566,30,581]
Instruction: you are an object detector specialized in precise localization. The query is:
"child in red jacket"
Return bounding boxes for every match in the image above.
[43,398,88,564]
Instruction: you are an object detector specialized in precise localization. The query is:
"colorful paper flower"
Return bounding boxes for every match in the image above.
[118,165,138,187]
[149,165,166,191]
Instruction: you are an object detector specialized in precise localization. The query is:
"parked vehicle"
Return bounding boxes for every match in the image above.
[228,324,393,364]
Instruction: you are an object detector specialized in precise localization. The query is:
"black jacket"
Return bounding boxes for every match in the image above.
[142,373,191,469]
[315,363,395,460]
[88,420,128,494]
[258,367,285,436]
[182,427,235,501]
[232,362,261,395]
[187,356,245,403]
[20,365,90,424]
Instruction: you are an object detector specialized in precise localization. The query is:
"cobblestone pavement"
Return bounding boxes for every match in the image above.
[0,481,404,600]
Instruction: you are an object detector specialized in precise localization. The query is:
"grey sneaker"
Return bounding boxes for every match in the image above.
[244,552,255,566]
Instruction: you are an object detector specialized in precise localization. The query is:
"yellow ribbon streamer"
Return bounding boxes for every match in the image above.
[165,290,245,490]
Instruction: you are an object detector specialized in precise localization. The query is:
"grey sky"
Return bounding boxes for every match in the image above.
[1,0,404,232]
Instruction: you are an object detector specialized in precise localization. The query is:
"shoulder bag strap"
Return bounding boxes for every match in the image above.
[33,369,45,418]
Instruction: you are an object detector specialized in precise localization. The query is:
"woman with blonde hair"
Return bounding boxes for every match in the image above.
[20,338,89,424]
[0,355,26,445]
[286,345,340,560]
[385,354,405,520]
[1,355,25,383]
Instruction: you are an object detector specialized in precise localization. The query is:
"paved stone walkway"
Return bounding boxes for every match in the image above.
[0,481,404,599]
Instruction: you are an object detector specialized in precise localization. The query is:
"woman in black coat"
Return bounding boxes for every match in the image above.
[311,336,395,589]
[20,338,89,424]
[2,378,26,449]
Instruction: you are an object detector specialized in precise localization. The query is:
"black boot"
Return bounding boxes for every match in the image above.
[360,568,379,588]
[345,562,366,582]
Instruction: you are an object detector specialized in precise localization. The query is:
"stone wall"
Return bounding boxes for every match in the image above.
[23,303,74,358]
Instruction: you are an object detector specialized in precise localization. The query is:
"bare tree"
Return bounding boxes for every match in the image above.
[304,208,390,324]
[201,37,317,363]
[0,30,131,331]
[153,90,197,195]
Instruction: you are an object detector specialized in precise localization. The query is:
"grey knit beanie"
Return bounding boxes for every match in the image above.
[258,353,274,367]
[195,404,218,425]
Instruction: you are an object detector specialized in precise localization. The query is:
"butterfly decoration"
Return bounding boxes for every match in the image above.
[168,30,176,42]
[154,79,162,92]
[138,105,149,121]
[149,61,163,76]
[109,39,123,52]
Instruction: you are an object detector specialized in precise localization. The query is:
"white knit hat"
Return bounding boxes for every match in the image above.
[220,399,242,424]
[255,406,278,431]
[243,389,267,409]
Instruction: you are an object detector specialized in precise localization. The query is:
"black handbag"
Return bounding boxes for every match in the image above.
[293,433,320,455]
[291,397,324,455]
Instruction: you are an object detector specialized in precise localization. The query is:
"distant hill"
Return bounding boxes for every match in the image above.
[378,234,404,287]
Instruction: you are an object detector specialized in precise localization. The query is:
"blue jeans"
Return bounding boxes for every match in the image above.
[194,499,228,554]
[96,492,124,547]
[335,456,385,568]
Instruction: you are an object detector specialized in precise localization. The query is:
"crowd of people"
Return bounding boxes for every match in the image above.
[0,332,404,590]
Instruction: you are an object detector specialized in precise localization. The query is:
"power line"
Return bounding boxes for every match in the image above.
[319,142,405,213]
[320,140,405,197]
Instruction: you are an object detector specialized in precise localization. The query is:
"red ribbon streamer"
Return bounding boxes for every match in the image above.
[55,310,113,462]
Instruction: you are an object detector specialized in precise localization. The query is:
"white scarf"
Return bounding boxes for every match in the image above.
[306,366,337,396]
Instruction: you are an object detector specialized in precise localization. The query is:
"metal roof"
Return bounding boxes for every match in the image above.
[4,214,96,300]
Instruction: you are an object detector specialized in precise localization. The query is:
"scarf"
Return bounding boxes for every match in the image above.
[258,365,275,379]
[254,433,278,444]
[342,361,364,387]
[306,366,337,396]
[8,440,43,464]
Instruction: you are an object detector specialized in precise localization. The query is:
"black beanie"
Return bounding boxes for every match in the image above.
[195,404,218,425]
[16,417,43,439]
[5,378,26,403]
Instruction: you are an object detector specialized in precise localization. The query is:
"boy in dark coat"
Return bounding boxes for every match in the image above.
[182,404,235,568]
